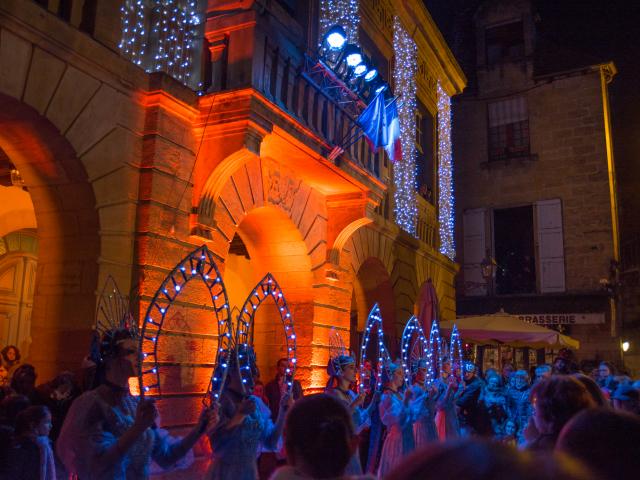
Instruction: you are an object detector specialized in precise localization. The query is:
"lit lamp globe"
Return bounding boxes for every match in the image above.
[343,44,363,67]
[364,68,378,82]
[324,25,347,51]
[353,62,368,77]
[622,341,630,352]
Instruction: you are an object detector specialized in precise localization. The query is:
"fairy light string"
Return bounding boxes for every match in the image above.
[119,0,202,89]
[437,81,455,259]
[392,17,418,235]
[319,0,360,44]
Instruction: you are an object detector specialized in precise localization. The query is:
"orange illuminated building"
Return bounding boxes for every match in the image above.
[0,0,465,432]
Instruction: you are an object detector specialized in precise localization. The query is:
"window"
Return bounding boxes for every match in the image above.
[494,206,536,295]
[462,200,565,297]
[488,97,529,161]
[416,103,435,202]
[485,21,525,65]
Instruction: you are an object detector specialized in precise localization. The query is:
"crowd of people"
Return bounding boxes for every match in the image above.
[1,337,640,479]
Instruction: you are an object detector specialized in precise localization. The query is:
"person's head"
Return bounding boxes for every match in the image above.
[598,361,614,379]
[463,361,477,381]
[284,394,356,478]
[504,419,517,437]
[384,439,593,480]
[0,366,8,387]
[502,363,514,378]
[1,345,20,364]
[572,374,608,407]
[487,374,502,391]
[276,358,289,377]
[441,359,451,376]
[10,364,36,395]
[100,329,138,382]
[328,355,356,385]
[553,357,570,375]
[557,408,640,480]
[414,359,428,384]
[385,362,404,390]
[535,364,552,383]
[223,345,258,396]
[252,381,265,398]
[530,376,595,437]
[611,384,640,414]
[15,405,52,437]
[513,370,529,390]
[50,371,77,400]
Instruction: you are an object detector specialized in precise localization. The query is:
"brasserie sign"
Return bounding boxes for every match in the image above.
[518,313,605,325]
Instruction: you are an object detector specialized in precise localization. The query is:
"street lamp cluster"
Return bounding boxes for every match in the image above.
[319,25,389,101]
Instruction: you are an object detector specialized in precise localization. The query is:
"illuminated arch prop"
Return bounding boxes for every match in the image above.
[428,318,444,375]
[400,315,429,382]
[359,303,391,392]
[138,245,232,401]
[450,324,463,374]
[234,273,297,396]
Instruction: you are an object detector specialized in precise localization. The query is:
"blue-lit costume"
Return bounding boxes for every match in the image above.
[57,390,192,480]
[325,352,371,475]
[377,387,415,478]
[208,393,279,480]
[411,385,438,447]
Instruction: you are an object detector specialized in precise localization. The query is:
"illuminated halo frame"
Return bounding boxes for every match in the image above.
[95,275,137,339]
[138,245,232,402]
[358,303,391,392]
[428,318,444,375]
[400,315,428,381]
[449,324,464,374]
[234,273,297,396]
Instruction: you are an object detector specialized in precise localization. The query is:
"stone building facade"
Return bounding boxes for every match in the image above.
[0,0,464,428]
[454,0,621,366]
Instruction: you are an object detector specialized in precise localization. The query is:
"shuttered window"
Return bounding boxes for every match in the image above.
[463,208,488,296]
[536,199,566,293]
[487,97,530,161]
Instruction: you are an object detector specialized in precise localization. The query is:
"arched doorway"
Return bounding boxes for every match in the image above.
[0,151,38,360]
[0,94,100,378]
[350,257,398,359]
[223,206,313,385]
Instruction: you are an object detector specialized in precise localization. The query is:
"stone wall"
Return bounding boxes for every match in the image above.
[455,70,614,292]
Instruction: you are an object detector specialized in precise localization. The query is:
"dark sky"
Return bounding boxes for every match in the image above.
[425,0,640,240]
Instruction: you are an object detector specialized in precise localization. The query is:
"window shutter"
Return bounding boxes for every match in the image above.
[463,208,487,296]
[536,199,566,293]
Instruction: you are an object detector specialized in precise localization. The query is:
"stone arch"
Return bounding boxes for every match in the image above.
[196,153,333,386]
[198,152,329,275]
[0,25,144,294]
[343,225,396,279]
[0,93,100,377]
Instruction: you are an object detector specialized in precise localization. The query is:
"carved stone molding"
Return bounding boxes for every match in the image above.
[265,160,301,213]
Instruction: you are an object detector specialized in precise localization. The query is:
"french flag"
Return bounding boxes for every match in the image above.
[384,98,402,163]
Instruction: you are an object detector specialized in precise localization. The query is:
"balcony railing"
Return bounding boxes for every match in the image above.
[31,0,96,34]
[416,195,437,250]
[252,38,382,180]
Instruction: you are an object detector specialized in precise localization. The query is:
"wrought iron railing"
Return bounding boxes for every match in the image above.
[416,195,437,249]
[254,39,382,179]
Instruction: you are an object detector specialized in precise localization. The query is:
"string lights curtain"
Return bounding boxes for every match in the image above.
[119,0,203,89]
[437,82,455,260]
[319,0,360,44]
[392,17,418,235]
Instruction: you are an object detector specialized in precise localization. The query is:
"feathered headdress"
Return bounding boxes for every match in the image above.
[327,329,355,378]
[91,275,138,365]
